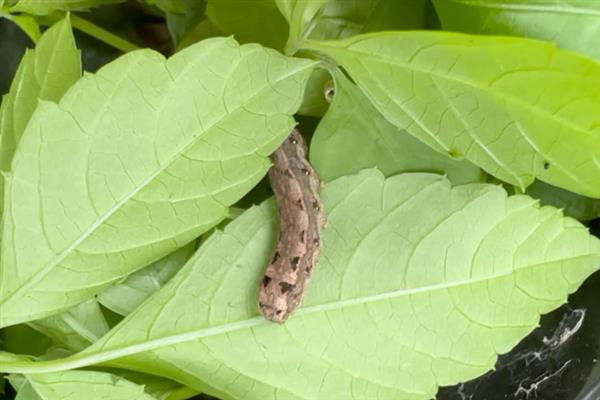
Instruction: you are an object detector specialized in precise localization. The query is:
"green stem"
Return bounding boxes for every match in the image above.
[70,14,140,53]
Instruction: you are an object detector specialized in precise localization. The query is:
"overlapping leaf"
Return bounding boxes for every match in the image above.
[9,0,124,14]
[433,0,600,60]
[0,17,80,216]
[0,37,316,327]
[303,32,600,197]
[310,68,482,183]
[11,371,157,400]
[3,170,598,399]
[526,181,600,221]
[98,242,196,316]
[28,299,109,352]
[205,0,289,51]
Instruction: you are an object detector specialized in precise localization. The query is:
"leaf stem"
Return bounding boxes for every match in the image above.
[70,14,140,53]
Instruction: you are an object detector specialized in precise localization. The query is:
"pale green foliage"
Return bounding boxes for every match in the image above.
[275,0,329,52]
[98,242,196,316]
[0,17,80,216]
[9,0,123,14]
[310,68,482,183]
[28,299,109,352]
[15,371,157,400]
[304,32,600,197]
[433,0,600,60]
[0,37,316,327]
[3,170,597,399]
[1,4,600,399]
[303,0,426,43]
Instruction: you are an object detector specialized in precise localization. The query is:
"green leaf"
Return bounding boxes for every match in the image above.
[275,0,329,52]
[2,14,41,43]
[1,324,53,356]
[4,170,598,399]
[526,180,600,222]
[296,67,330,117]
[303,0,380,41]
[164,0,206,46]
[111,370,198,400]
[310,68,483,183]
[98,242,196,316]
[174,17,224,52]
[433,0,600,60]
[20,370,157,399]
[0,37,316,327]
[0,16,80,217]
[14,383,39,400]
[205,0,289,50]
[28,299,109,352]
[302,0,425,44]
[9,0,124,14]
[303,32,600,197]
[360,0,426,32]
[144,0,187,14]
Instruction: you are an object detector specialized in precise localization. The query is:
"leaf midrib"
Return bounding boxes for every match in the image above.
[307,37,600,144]
[3,253,594,374]
[305,37,599,192]
[0,49,314,309]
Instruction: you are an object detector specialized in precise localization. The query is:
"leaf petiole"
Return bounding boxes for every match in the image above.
[70,14,140,53]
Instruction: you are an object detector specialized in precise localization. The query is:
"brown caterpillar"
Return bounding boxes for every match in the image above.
[258,128,326,323]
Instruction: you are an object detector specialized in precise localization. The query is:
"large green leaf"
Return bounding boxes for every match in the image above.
[0,17,80,217]
[433,0,600,60]
[98,242,196,316]
[9,0,124,14]
[13,371,157,400]
[0,37,316,327]
[303,32,600,197]
[2,170,598,399]
[310,68,482,183]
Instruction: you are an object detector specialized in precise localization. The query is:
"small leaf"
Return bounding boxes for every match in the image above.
[23,370,157,400]
[5,15,41,43]
[303,32,600,197]
[9,0,124,14]
[28,299,109,352]
[433,0,600,60]
[13,381,39,400]
[0,16,80,216]
[5,170,598,399]
[1,324,53,356]
[205,0,289,50]
[303,0,426,43]
[111,370,199,400]
[144,0,187,14]
[0,37,316,327]
[98,242,196,316]
[310,68,482,183]
[526,180,600,222]
[163,0,206,46]
[275,0,329,52]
